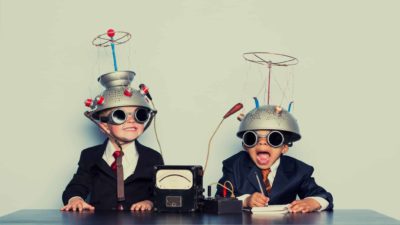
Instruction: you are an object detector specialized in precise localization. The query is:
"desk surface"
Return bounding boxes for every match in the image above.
[0,209,399,225]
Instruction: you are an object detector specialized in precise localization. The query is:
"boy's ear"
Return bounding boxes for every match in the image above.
[281,145,289,154]
[98,122,111,135]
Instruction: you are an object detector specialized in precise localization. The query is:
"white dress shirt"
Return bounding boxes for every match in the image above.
[102,140,139,180]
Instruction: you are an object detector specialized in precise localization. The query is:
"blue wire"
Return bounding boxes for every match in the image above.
[288,101,294,112]
[253,97,259,108]
[111,42,118,71]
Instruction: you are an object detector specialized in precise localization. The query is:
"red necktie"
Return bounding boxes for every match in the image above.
[111,151,122,172]
[261,168,272,193]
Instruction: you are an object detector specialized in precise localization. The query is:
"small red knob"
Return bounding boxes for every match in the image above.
[139,84,149,94]
[124,88,132,97]
[96,96,105,105]
[85,98,93,107]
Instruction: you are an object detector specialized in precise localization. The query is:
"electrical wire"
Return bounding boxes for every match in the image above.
[207,181,235,198]
[150,101,163,157]
[203,119,224,174]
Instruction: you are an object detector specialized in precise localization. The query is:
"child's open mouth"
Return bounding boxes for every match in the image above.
[256,151,270,165]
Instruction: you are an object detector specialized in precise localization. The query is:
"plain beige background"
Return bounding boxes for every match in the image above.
[1,0,399,220]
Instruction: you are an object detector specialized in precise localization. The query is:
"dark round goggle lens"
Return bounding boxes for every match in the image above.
[102,108,151,125]
[242,131,257,147]
[111,109,127,125]
[268,131,284,147]
[135,108,150,124]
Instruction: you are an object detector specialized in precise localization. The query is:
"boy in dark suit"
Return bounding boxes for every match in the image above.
[61,71,163,212]
[217,105,333,213]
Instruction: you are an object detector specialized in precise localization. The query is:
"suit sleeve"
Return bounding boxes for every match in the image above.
[62,151,93,205]
[216,160,239,197]
[147,152,164,202]
[298,166,334,210]
[157,153,164,166]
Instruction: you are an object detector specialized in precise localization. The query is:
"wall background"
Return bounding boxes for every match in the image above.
[1,0,399,220]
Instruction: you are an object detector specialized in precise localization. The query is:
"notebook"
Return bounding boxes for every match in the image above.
[243,204,289,214]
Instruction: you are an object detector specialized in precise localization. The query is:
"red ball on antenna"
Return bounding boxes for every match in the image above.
[107,29,115,38]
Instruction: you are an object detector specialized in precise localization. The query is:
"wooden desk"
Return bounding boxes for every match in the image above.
[0,209,399,225]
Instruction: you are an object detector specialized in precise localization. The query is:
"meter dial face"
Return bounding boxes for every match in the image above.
[156,169,193,190]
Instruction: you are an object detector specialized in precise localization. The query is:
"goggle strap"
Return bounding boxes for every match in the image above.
[99,117,109,123]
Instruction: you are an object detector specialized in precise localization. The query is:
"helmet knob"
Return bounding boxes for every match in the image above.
[85,98,93,107]
[124,87,133,97]
[139,84,153,100]
[275,105,283,114]
[96,96,105,105]
[139,84,149,94]
[237,113,245,121]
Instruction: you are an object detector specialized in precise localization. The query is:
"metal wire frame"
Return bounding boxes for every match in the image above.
[243,52,298,104]
[243,52,298,67]
[92,31,132,47]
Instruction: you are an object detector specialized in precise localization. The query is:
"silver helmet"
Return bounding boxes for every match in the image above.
[84,70,155,127]
[237,105,301,143]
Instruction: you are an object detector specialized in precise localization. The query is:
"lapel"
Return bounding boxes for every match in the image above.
[124,141,145,184]
[94,139,117,179]
[269,156,294,198]
[245,156,267,195]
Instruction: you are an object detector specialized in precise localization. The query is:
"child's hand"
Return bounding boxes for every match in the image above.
[60,197,95,212]
[130,200,153,211]
[244,192,269,207]
[288,198,321,213]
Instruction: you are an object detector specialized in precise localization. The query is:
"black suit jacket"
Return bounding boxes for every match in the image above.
[62,140,164,210]
[216,151,333,210]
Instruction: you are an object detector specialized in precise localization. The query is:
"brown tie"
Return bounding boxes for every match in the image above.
[111,150,125,209]
[261,169,272,193]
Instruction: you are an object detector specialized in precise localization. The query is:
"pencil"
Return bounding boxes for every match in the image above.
[255,172,265,196]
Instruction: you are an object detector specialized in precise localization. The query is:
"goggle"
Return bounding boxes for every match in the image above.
[242,130,285,148]
[99,108,151,125]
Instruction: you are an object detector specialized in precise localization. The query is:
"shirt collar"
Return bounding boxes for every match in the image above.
[105,140,137,161]
[270,157,280,173]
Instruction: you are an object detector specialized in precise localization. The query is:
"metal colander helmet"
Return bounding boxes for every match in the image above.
[84,70,155,128]
[237,105,301,144]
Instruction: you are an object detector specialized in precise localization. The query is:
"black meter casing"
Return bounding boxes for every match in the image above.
[153,165,204,212]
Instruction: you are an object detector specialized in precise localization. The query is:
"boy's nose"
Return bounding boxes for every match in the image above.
[125,113,135,122]
[258,137,267,145]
